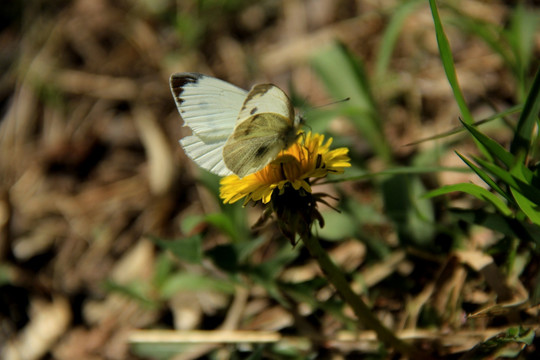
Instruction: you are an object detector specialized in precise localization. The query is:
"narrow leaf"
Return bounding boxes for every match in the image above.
[510,67,540,155]
[375,0,424,80]
[474,156,540,205]
[152,235,203,264]
[460,120,515,168]
[406,105,522,146]
[425,183,512,216]
[428,0,474,125]
[511,158,540,226]
[512,188,540,226]
[159,273,235,298]
[451,208,536,242]
[456,152,513,204]
[312,42,392,162]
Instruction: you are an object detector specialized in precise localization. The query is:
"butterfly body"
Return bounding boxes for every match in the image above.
[170,73,301,178]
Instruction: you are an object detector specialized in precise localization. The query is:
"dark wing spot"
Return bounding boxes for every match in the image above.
[250,107,258,115]
[237,115,259,136]
[170,73,202,89]
[241,84,274,112]
[249,84,273,97]
[255,145,269,159]
[169,73,203,101]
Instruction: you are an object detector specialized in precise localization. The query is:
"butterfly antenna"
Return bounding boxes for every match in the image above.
[304,97,350,115]
[315,97,350,109]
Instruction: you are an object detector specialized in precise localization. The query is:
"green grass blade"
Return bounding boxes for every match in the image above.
[425,183,512,216]
[512,188,540,226]
[382,174,435,247]
[103,280,156,308]
[311,42,392,162]
[460,120,515,168]
[507,3,540,97]
[375,0,424,80]
[451,209,537,242]
[159,273,235,298]
[406,104,522,146]
[311,42,376,115]
[474,156,540,205]
[447,12,514,72]
[152,235,203,264]
[456,152,513,203]
[510,67,540,156]
[510,158,540,226]
[428,0,473,125]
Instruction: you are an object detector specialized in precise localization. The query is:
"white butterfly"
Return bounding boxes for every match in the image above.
[170,73,302,178]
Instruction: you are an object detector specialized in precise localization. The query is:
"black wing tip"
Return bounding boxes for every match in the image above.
[169,72,204,94]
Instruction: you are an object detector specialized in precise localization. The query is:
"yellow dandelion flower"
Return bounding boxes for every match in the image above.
[219,132,350,206]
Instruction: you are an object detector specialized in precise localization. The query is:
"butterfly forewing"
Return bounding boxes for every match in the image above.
[180,135,232,176]
[236,84,295,126]
[170,73,247,140]
[170,73,249,176]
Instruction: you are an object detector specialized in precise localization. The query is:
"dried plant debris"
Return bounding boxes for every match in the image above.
[1,1,539,359]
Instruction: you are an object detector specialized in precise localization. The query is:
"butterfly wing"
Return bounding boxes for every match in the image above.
[223,113,293,177]
[180,135,232,176]
[170,73,248,176]
[236,84,295,127]
[170,73,248,139]
[223,84,298,178]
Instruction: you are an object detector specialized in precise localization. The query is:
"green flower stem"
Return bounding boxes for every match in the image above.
[302,233,424,358]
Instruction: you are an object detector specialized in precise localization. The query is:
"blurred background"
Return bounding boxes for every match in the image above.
[1,0,539,359]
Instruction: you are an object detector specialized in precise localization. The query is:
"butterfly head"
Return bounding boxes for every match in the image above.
[294,113,305,127]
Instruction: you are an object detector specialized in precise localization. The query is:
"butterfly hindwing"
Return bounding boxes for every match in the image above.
[221,84,298,177]
[223,112,295,177]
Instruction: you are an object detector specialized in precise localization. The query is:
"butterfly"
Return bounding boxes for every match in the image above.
[169,73,302,178]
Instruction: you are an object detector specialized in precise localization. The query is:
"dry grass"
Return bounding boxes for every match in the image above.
[1,0,539,359]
